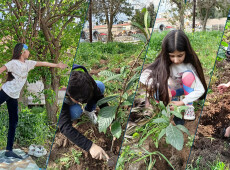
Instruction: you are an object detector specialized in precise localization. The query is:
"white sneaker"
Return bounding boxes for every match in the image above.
[84,110,98,124]
[33,145,47,158]
[184,105,195,120]
[28,144,36,156]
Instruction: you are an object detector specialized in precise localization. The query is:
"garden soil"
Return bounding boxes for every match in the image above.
[48,119,122,170]
[187,61,230,168]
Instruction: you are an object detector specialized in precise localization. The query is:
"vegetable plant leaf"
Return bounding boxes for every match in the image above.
[125,73,139,92]
[221,41,228,47]
[98,106,117,133]
[153,118,168,124]
[158,128,166,141]
[111,121,122,138]
[176,125,190,136]
[97,95,119,106]
[166,123,184,150]
[170,111,182,119]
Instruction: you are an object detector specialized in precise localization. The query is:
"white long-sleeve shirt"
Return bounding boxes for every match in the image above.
[140,63,205,105]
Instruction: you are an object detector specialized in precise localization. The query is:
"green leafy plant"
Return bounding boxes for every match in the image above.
[186,135,195,147]
[155,101,190,150]
[58,149,82,169]
[131,9,151,43]
[96,6,153,152]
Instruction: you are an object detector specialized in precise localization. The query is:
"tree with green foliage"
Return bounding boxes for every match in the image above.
[92,0,133,42]
[196,0,230,31]
[0,0,88,123]
[165,0,192,30]
[131,3,156,28]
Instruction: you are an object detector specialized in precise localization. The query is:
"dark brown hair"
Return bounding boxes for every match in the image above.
[146,30,207,105]
[7,43,24,81]
[67,71,95,103]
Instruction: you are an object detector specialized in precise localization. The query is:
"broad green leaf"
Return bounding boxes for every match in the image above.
[161,109,169,117]
[158,128,166,140]
[177,106,188,113]
[153,118,168,124]
[121,101,132,106]
[111,121,122,138]
[221,41,228,47]
[96,95,119,106]
[170,111,182,119]
[176,125,190,136]
[159,101,166,110]
[122,92,128,100]
[166,123,184,150]
[125,73,139,92]
[103,74,122,83]
[98,106,117,133]
[131,22,148,39]
[131,34,147,43]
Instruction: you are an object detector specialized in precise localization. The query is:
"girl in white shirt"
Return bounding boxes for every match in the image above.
[0,43,67,159]
[140,30,207,124]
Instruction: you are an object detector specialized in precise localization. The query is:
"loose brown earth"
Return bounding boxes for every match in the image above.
[47,118,122,170]
[187,61,230,169]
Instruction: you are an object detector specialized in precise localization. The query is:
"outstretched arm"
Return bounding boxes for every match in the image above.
[35,62,67,69]
[0,66,7,74]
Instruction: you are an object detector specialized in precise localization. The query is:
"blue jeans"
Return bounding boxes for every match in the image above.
[70,80,105,121]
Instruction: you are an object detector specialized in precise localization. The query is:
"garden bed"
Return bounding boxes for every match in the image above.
[187,61,230,169]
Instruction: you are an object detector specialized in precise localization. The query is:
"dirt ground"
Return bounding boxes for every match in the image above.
[187,61,230,168]
[47,118,122,170]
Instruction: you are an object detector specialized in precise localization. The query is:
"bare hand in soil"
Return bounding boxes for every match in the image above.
[89,143,109,160]
[217,83,229,93]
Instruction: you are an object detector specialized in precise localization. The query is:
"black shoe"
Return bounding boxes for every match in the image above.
[173,116,185,125]
[5,151,23,159]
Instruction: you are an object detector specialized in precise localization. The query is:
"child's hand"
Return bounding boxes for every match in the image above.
[169,101,184,110]
[217,83,229,94]
[171,101,184,106]
[89,143,109,160]
[57,62,68,69]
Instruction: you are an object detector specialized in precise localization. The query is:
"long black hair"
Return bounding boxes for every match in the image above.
[146,30,207,105]
[7,43,24,81]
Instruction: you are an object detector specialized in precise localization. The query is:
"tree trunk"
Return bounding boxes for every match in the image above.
[18,84,28,110]
[89,0,93,43]
[192,0,196,32]
[202,8,210,31]
[42,70,59,124]
[107,14,113,42]
[179,4,184,30]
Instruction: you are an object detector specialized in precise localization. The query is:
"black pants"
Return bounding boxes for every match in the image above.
[0,90,18,151]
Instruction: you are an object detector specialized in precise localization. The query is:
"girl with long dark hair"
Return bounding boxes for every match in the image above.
[0,43,67,159]
[140,30,207,124]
